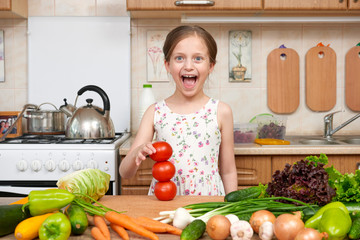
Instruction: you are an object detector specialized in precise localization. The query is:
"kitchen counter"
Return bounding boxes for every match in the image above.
[119,136,360,155]
[0,196,261,240]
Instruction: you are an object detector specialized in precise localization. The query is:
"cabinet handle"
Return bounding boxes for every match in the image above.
[354,0,359,3]
[339,0,344,2]
[174,1,215,6]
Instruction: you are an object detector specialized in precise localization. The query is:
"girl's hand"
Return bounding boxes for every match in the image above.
[134,142,156,166]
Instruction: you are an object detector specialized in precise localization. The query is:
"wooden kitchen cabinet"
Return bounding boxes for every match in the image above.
[127,0,262,18]
[0,0,27,18]
[349,0,360,10]
[271,155,360,174]
[120,155,272,194]
[264,0,347,10]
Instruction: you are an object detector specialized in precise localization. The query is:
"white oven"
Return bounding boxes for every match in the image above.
[0,133,129,196]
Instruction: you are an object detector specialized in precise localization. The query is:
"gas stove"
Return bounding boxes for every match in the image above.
[0,132,130,196]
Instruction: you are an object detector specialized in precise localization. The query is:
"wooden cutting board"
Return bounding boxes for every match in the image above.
[345,46,360,111]
[267,48,300,113]
[306,46,337,112]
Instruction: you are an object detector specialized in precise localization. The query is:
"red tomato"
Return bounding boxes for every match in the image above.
[152,161,176,182]
[149,141,173,162]
[154,181,177,201]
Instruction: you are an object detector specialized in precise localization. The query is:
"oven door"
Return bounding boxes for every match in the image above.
[0,181,115,197]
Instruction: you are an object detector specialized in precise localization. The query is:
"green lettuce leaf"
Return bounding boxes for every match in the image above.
[56,169,110,202]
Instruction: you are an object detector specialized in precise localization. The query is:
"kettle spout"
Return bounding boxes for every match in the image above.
[60,98,76,117]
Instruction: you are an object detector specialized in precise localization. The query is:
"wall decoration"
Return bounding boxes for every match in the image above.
[147,31,168,82]
[229,30,252,82]
[0,30,4,82]
[0,111,22,138]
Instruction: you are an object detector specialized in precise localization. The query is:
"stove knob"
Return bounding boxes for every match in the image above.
[72,160,83,171]
[87,160,98,169]
[31,160,42,172]
[45,160,56,172]
[59,160,70,172]
[16,160,28,171]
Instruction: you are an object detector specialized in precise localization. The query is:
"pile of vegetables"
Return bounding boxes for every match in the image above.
[153,153,360,240]
[0,168,184,240]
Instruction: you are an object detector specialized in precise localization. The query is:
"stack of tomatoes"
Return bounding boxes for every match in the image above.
[150,141,177,201]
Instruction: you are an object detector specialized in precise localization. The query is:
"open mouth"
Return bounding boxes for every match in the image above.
[182,75,198,89]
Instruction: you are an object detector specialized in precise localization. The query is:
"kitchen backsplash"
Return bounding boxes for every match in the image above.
[0,0,360,136]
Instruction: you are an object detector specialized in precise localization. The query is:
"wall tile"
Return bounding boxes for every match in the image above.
[13,27,27,89]
[55,0,96,16]
[28,0,55,16]
[0,89,14,111]
[96,0,128,16]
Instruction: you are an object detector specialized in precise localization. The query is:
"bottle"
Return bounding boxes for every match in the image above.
[138,84,156,125]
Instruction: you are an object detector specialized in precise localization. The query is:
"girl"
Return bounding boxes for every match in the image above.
[120,25,238,196]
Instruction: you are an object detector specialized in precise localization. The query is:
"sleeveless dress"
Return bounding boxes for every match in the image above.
[148,98,225,196]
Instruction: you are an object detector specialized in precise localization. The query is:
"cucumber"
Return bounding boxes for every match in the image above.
[180,219,206,240]
[348,216,360,239]
[344,202,360,213]
[0,204,31,236]
[224,186,262,202]
[65,203,88,235]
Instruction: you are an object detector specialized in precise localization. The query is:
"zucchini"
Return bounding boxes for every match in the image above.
[348,216,360,239]
[224,186,262,202]
[180,219,206,240]
[65,203,88,235]
[0,204,31,236]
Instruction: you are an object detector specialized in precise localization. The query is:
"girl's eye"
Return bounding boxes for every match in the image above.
[175,56,184,61]
[194,56,204,62]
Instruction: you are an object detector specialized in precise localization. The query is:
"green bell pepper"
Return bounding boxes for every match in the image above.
[39,212,71,240]
[24,189,75,216]
[305,201,349,229]
[318,208,352,240]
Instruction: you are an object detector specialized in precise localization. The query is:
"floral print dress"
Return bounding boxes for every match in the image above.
[148,98,225,196]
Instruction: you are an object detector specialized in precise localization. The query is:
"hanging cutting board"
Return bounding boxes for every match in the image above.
[345,46,360,111]
[305,46,336,112]
[267,48,300,113]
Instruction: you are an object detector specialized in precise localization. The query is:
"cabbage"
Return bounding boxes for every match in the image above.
[56,169,110,202]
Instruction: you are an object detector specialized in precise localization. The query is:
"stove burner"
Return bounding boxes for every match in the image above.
[0,133,125,144]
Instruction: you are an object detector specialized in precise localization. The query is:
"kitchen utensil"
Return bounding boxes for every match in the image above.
[60,85,115,139]
[306,46,336,112]
[345,46,360,111]
[24,102,65,135]
[267,48,300,113]
[0,104,38,142]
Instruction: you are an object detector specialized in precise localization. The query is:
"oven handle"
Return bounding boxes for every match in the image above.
[0,186,49,195]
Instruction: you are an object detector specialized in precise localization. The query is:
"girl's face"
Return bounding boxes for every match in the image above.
[165,35,214,98]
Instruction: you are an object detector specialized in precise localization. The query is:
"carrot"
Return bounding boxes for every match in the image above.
[135,216,182,235]
[105,211,159,240]
[91,227,108,240]
[94,215,111,240]
[110,223,129,240]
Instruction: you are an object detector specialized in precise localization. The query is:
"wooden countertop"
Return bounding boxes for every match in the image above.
[0,196,260,240]
[119,136,360,156]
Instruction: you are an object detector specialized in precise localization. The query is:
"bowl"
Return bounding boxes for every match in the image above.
[250,113,287,140]
[234,123,258,144]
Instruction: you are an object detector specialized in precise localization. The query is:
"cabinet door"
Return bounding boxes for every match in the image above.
[0,0,10,10]
[271,155,360,174]
[235,156,272,186]
[127,0,262,10]
[121,157,154,187]
[121,186,150,195]
[348,0,360,9]
[264,0,347,10]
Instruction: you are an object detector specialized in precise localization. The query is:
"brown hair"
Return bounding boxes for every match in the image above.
[163,25,217,65]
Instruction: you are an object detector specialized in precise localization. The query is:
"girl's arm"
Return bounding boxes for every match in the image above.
[119,103,156,179]
[217,101,238,194]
